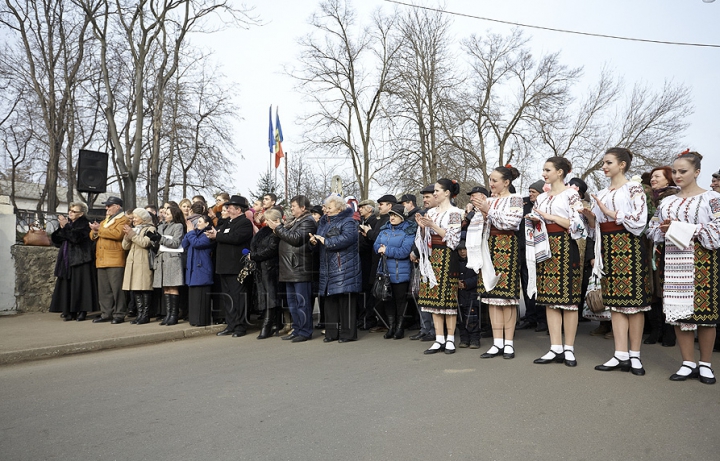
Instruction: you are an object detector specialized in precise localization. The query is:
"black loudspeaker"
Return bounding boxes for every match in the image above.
[77,149,108,193]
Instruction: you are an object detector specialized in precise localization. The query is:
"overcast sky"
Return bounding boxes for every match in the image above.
[194,0,720,198]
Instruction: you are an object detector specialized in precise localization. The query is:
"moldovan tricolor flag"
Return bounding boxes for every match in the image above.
[274,109,285,169]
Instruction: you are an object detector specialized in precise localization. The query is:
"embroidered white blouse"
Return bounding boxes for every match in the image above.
[646,191,720,250]
[425,206,463,250]
[591,182,647,237]
[485,195,524,231]
[533,188,587,240]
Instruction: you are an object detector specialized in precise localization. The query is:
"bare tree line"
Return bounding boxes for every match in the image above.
[290,0,692,201]
[0,0,257,211]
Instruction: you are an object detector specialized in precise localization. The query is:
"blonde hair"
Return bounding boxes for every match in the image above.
[264,208,282,222]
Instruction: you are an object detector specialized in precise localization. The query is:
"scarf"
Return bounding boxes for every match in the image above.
[591,220,604,280]
[465,212,499,291]
[524,217,552,298]
[414,227,437,289]
[665,221,697,250]
[662,242,696,323]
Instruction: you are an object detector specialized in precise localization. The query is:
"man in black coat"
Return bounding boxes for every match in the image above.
[400,193,419,222]
[267,195,317,342]
[409,184,437,341]
[517,180,547,332]
[206,195,253,337]
[357,199,379,329]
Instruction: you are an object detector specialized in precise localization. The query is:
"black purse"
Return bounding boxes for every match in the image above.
[372,255,392,302]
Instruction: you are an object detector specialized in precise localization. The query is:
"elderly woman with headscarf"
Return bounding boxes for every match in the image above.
[311,195,362,343]
[373,204,416,339]
[49,202,97,322]
[122,208,156,325]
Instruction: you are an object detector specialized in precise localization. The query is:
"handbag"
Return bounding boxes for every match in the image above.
[585,276,605,314]
[237,254,256,284]
[23,226,51,246]
[372,255,392,302]
[409,263,420,299]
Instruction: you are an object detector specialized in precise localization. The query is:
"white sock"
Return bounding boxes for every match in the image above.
[629,350,642,369]
[504,340,514,353]
[699,361,714,378]
[675,361,697,377]
[564,345,575,361]
[446,337,456,351]
[428,341,443,351]
[603,351,629,367]
[436,334,446,344]
[486,339,504,354]
[540,345,563,360]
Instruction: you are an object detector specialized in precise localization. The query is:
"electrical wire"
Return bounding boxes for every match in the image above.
[383,0,720,49]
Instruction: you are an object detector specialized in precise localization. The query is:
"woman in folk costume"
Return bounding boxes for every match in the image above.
[415,178,463,355]
[581,147,651,376]
[527,157,587,367]
[647,151,720,384]
[466,165,524,360]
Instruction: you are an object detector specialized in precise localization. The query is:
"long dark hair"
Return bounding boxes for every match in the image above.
[167,206,188,237]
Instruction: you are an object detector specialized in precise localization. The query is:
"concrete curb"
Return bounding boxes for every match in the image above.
[0,324,226,366]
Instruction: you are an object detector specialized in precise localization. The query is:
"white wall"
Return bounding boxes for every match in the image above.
[0,195,17,314]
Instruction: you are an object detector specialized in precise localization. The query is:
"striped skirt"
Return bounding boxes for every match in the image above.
[662,242,720,327]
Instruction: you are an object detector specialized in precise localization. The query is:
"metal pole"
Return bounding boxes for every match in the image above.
[284,150,289,205]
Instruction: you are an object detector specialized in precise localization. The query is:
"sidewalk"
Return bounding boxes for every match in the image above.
[0,312,225,366]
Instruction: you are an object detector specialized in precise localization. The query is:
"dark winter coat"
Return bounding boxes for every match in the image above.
[373,220,416,284]
[275,212,317,283]
[214,214,253,274]
[315,207,362,296]
[153,222,185,288]
[457,256,479,308]
[250,226,280,272]
[52,215,94,277]
[182,229,215,286]
[250,226,280,310]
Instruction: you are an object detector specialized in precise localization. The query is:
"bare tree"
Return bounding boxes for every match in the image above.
[445,29,581,187]
[0,0,91,212]
[385,4,458,190]
[75,0,257,208]
[538,72,693,189]
[293,0,400,200]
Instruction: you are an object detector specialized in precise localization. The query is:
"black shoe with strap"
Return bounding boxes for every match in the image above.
[698,365,716,385]
[594,356,631,372]
[534,350,565,365]
[480,345,503,359]
[423,342,446,355]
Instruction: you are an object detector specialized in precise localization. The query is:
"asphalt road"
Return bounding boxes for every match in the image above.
[1,322,718,461]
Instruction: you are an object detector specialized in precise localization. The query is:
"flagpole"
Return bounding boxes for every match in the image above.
[284,150,289,206]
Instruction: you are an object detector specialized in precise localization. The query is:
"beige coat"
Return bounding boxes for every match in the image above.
[122,224,155,291]
[91,213,129,268]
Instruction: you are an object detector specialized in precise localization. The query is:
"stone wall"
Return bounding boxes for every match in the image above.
[11,245,57,313]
